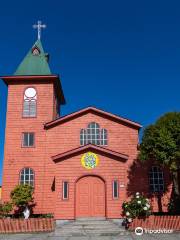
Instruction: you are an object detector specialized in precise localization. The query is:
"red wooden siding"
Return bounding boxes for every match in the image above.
[2,81,172,220]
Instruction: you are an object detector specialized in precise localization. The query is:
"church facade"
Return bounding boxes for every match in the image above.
[1,39,172,220]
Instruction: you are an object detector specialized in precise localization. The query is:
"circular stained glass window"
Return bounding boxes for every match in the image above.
[81,152,99,169]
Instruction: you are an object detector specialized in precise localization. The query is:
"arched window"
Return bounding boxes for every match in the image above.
[101,129,108,145]
[80,123,108,146]
[87,122,100,145]
[149,166,164,192]
[20,168,34,186]
[23,87,37,117]
[32,46,41,56]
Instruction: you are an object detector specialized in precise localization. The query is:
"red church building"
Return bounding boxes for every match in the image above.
[1,39,172,220]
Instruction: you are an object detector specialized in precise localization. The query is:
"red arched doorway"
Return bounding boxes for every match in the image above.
[76,176,105,218]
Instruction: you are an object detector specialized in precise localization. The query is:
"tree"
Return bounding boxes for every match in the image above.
[139,112,180,211]
[10,184,33,217]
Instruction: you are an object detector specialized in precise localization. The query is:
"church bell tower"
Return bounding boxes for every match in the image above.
[1,22,65,210]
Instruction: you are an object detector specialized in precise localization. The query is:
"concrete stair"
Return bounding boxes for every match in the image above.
[55,218,127,237]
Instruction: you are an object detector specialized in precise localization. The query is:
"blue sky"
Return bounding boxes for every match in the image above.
[0,0,180,184]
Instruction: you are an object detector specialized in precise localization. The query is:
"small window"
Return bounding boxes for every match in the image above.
[113,180,119,199]
[149,166,164,192]
[20,168,34,186]
[63,181,69,200]
[22,133,35,147]
[32,46,40,56]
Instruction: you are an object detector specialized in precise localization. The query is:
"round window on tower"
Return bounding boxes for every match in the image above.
[24,88,37,98]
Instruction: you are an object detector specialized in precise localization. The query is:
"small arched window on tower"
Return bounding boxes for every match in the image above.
[20,168,34,186]
[32,46,40,56]
[23,87,37,117]
[149,166,164,192]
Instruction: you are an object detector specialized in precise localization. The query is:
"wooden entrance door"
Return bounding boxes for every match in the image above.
[76,176,105,218]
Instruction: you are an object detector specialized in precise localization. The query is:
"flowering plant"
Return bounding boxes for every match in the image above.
[122,192,151,223]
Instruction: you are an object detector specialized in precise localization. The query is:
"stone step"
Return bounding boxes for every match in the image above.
[76,217,106,221]
[60,220,124,226]
[62,222,120,226]
[55,229,125,236]
[67,220,119,226]
[56,228,123,234]
[55,229,124,237]
[57,225,123,231]
[54,232,86,237]
[85,230,123,236]
[55,219,126,237]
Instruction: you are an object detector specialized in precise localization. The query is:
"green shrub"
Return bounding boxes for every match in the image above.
[0,202,13,217]
[10,184,33,207]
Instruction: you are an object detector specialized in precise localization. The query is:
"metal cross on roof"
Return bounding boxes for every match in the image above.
[33,21,46,40]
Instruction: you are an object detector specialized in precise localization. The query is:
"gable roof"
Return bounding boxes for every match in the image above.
[52,144,129,162]
[14,40,51,75]
[45,106,142,129]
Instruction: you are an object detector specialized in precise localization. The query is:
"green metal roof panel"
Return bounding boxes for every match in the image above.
[14,40,51,75]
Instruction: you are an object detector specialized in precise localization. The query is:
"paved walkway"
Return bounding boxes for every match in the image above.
[0,218,179,239]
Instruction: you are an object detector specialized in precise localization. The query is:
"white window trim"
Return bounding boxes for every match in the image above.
[113,180,119,199]
[80,123,108,146]
[101,128,108,146]
[20,168,34,186]
[62,181,69,200]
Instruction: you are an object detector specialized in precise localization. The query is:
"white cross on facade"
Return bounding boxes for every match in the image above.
[33,21,46,40]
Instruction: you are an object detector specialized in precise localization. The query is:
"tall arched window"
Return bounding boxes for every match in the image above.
[20,168,34,186]
[87,122,100,145]
[149,166,164,192]
[80,123,108,146]
[23,87,37,117]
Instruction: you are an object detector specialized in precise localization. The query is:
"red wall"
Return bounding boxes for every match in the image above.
[42,113,139,215]
[2,82,172,219]
[2,82,55,213]
[54,154,126,219]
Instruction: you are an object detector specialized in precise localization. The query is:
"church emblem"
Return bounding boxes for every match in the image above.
[81,152,99,169]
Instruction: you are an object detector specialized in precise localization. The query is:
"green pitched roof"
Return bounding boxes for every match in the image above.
[14,40,51,75]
